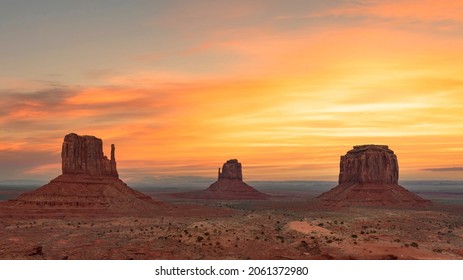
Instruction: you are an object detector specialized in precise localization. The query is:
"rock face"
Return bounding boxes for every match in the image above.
[62,133,118,178]
[218,159,243,180]
[175,159,267,200]
[1,133,162,216]
[318,145,430,207]
[338,145,398,184]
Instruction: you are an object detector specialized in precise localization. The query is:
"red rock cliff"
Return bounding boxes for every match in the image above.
[338,145,398,184]
[61,133,118,178]
[218,159,243,180]
[318,144,430,207]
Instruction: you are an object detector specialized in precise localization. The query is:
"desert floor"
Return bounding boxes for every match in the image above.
[0,188,462,260]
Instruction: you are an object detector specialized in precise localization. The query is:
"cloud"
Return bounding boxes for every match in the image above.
[307,0,463,31]
[2,2,463,181]
[423,167,463,172]
[0,149,59,180]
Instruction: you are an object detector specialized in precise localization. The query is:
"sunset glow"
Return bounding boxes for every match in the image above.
[1,0,463,181]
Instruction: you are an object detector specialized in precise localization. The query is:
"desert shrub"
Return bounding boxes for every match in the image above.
[410,242,419,248]
[385,254,398,260]
[351,234,358,238]
[196,236,204,242]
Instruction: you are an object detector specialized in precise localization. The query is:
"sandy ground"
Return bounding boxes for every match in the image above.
[0,194,462,260]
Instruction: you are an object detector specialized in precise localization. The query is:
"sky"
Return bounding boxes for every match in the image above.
[1,0,463,182]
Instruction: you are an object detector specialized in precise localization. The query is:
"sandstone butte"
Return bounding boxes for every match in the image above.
[176,159,267,200]
[318,145,430,207]
[0,133,162,216]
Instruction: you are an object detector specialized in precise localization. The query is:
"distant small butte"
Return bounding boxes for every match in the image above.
[172,159,268,200]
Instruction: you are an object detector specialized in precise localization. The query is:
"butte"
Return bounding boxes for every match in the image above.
[318,145,430,207]
[0,133,162,216]
[176,159,267,200]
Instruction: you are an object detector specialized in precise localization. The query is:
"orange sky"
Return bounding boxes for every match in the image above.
[1,0,463,182]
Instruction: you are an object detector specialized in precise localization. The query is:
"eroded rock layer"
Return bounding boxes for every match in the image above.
[4,175,161,214]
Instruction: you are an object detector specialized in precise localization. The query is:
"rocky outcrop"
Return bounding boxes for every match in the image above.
[174,159,267,200]
[1,133,162,216]
[218,159,243,180]
[338,145,398,184]
[62,133,118,178]
[319,145,430,207]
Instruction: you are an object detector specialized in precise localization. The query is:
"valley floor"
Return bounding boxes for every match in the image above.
[0,194,462,260]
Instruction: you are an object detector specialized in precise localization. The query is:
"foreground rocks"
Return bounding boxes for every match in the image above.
[0,133,162,216]
[319,145,430,207]
[174,159,267,200]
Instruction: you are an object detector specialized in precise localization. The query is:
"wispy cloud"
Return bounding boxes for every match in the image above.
[307,0,463,28]
[423,167,463,172]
